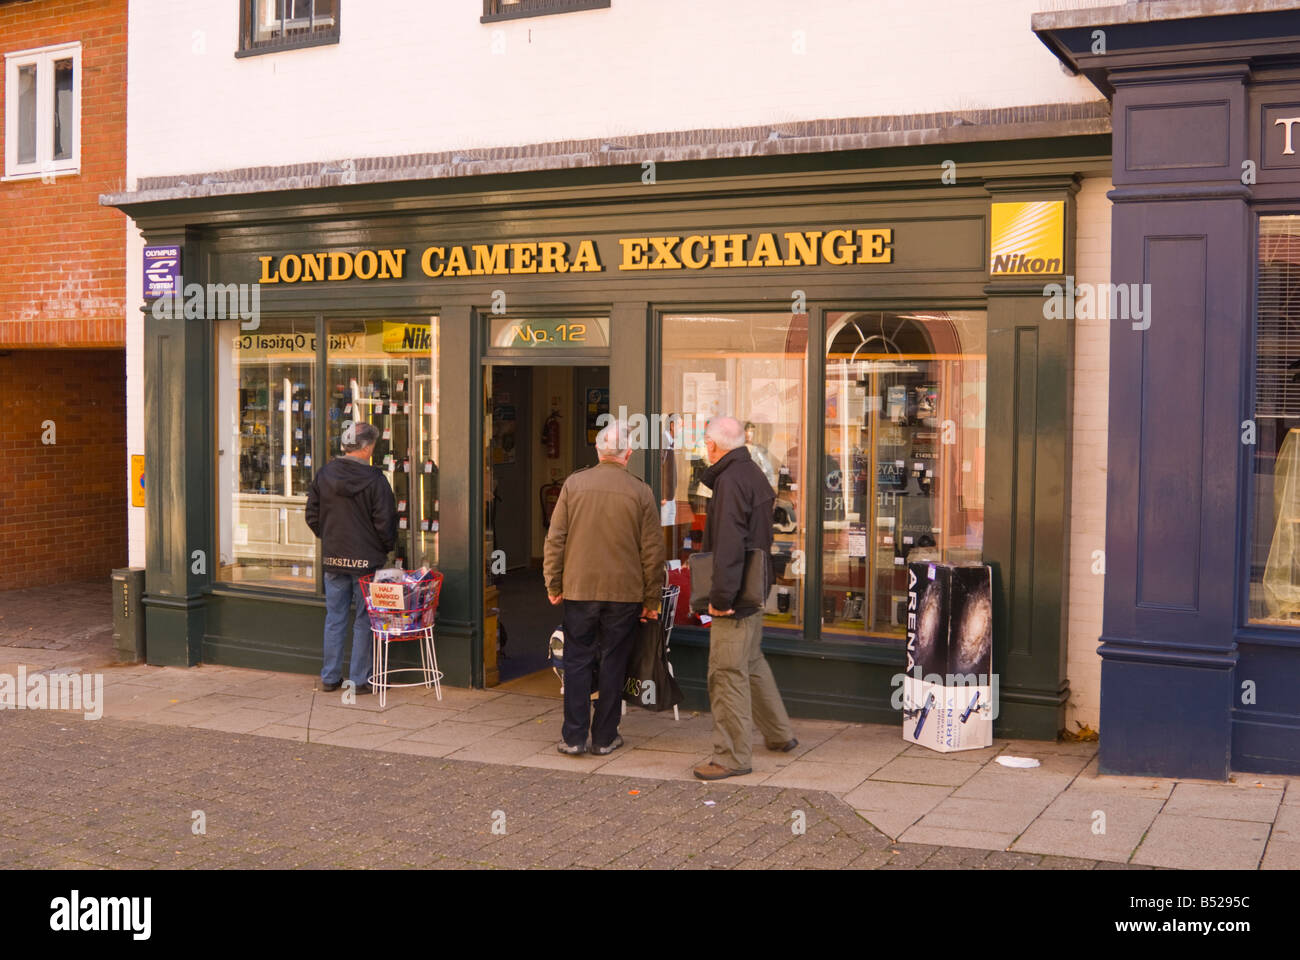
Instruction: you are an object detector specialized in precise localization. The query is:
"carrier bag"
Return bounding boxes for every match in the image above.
[622,616,684,712]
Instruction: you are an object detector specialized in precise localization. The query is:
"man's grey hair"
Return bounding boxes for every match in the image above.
[594,418,631,459]
[342,422,380,452]
[705,416,746,452]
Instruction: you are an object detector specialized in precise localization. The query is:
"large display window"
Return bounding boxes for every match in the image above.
[661,312,808,632]
[1250,216,1300,624]
[821,311,986,639]
[326,319,440,570]
[215,317,318,590]
[214,316,440,591]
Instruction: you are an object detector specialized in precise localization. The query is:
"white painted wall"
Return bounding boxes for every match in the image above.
[1065,175,1112,735]
[125,0,1106,182]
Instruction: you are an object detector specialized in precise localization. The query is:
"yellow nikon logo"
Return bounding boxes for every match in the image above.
[990,201,1064,275]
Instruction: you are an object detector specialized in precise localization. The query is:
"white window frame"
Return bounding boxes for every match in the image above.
[3,41,82,182]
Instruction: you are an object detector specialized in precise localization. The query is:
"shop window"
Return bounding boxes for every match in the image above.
[215,318,318,590]
[481,0,610,23]
[661,313,808,633]
[822,311,986,639]
[326,318,440,570]
[238,0,340,57]
[1249,215,1300,624]
[3,42,80,180]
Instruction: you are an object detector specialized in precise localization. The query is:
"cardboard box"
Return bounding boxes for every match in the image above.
[902,561,993,752]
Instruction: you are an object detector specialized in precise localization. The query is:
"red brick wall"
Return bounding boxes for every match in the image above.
[0,0,127,348]
[0,349,127,588]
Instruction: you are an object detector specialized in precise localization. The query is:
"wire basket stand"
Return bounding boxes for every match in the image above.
[359,571,444,708]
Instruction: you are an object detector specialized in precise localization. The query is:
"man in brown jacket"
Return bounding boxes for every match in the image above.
[545,419,665,756]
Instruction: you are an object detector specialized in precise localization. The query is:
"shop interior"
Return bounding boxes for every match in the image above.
[483,362,609,691]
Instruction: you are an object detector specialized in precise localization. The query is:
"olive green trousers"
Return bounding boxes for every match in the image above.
[706,612,794,771]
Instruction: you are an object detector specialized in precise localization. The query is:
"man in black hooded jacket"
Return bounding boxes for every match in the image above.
[306,422,397,694]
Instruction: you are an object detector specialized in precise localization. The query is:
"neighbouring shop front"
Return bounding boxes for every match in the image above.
[1036,4,1300,776]
[113,137,1108,741]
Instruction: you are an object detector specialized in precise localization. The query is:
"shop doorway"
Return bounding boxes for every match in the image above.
[483,362,610,690]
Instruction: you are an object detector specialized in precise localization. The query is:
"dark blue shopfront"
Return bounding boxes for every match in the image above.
[1038,7,1300,778]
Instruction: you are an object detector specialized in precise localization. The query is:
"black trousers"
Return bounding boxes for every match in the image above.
[561,600,640,748]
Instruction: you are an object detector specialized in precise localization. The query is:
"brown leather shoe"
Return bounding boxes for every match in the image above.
[766,738,798,752]
[693,761,751,780]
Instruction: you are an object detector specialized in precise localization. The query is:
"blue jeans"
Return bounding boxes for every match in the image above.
[322,571,373,687]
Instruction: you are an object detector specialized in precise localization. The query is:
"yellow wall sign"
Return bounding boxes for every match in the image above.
[256,228,895,284]
[131,455,145,507]
[989,201,1064,275]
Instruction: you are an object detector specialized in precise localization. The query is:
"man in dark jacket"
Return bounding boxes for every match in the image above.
[693,416,796,780]
[305,422,397,694]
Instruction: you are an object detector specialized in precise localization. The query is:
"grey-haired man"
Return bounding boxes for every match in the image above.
[693,416,796,780]
[544,419,665,756]
[306,422,397,694]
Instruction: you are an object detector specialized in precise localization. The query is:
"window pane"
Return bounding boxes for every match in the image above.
[326,319,440,570]
[662,313,808,632]
[822,311,986,639]
[52,58,73,161]
[253,0,282,42]
[17,64,37,165]
[215,318,317,590]
[1250,216,1300,623]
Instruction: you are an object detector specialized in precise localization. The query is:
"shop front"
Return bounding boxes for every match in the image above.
[115,138,1107,739]
[1036,4,1300,776]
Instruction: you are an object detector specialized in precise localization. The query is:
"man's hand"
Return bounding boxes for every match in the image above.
[548,594,563,606]
[708,604,734,617]
[641,607,659,620]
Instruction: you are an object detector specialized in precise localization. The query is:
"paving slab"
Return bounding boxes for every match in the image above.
[597,748,710,781]
[870,755,986,787]
[1162,781,1284,823]
[801,733,908,766]
[447,736,558,764]
[311,722,411,750]
[1011,816,1142,863]
[760,759,880,793]
[398,720,516,747]
[897,823,1019,851]
[1072,757,1177,796]
[191,707,294,734]
[1132,814,1270,870]
[841,780,953,839]
[915,796,1047,835]
[951,767,1076,802]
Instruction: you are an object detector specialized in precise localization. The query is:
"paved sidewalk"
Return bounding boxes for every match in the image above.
[1,580,1295,869]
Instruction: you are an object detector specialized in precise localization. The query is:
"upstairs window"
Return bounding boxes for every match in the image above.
[3,42,80,181]
[481,0,610,23]
[239,0,340,57]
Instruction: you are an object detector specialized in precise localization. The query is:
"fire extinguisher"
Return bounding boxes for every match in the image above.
[540,481,562,529]
[541,409,561,459]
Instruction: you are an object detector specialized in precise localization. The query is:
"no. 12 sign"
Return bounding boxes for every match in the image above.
[489,316,610,350]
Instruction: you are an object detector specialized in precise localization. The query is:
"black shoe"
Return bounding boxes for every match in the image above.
[320,679,342,692]
[590,735,624,756]
[557,742,586,756]
[766,738,798,753]
[353,681,373,696]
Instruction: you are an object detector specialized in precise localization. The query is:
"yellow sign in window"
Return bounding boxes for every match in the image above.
[989,200,1065,275]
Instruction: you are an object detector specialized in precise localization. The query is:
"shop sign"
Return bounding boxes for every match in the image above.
[143,245,181,298]
[988,201,1064,275]
[255,227,895,285]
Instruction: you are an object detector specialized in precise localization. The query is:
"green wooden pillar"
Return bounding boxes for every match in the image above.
[434,304,479,687]
[982,176,1079,739]
[609,302,650,479]
[142,227,210,666]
